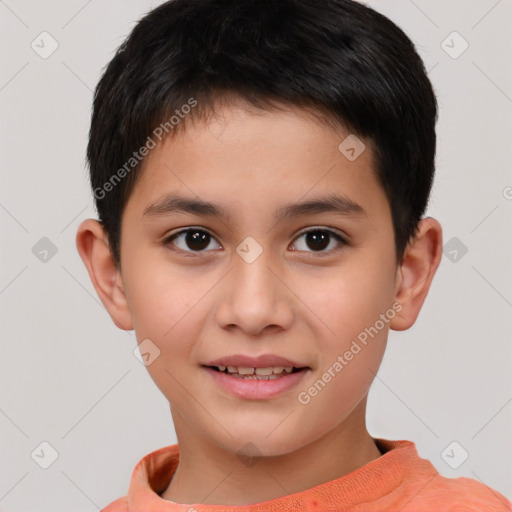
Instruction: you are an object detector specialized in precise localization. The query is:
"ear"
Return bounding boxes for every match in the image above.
[390,217,443,331]
[75,219,134,331]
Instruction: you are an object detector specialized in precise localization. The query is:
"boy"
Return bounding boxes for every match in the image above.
[76,0,512,510]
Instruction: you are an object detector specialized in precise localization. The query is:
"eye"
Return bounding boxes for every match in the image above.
[163,226,347,257]
[163,228,221,254]
[290,227,346,254]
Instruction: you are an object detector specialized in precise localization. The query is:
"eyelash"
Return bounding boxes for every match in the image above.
[162,226,347,257]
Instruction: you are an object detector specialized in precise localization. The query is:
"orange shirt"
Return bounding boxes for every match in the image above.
[101,438,511,511]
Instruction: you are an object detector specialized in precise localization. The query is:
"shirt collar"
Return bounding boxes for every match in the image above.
[128,438,427,511]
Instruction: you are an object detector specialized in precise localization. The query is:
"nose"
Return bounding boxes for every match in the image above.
[214,248,294,337]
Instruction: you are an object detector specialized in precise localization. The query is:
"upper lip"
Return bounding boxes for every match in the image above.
[203,354,308,369]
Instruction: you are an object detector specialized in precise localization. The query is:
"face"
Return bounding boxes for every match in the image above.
[118,102,400,456]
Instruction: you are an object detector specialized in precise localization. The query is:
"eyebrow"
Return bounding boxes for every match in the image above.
[143,192,367,222]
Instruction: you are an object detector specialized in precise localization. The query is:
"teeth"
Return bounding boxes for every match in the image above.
[216,365,298,376]
[231,374,281,380]
[255,367,274,376]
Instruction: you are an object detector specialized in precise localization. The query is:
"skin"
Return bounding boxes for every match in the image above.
[76,100,442,506]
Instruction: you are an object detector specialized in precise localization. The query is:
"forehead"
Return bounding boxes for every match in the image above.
[124,102,388,224]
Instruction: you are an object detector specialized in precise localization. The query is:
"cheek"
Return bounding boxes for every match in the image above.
[124,265,213,385]
[296,276,392,426]
[294,252,394,401]
[298,256,396,342]
[124,250,205,334]
[126,276,207,407]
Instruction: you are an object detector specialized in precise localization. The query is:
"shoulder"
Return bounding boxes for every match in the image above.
[100,496,128,512]
[417,473,512,512]
[376,439,511,511]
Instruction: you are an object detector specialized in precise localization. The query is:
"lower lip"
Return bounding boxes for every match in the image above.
[202,366,309,399]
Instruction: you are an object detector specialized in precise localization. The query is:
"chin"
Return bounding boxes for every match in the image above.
[217,427,312,459]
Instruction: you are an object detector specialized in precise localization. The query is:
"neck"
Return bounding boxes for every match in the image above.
[160,399,382,506]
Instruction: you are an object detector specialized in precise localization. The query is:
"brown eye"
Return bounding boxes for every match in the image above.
[164,228,221,253]
[291,228,346,254]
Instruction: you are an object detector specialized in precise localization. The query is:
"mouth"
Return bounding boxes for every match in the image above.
[200,354,311,398]
[201,363,310,399]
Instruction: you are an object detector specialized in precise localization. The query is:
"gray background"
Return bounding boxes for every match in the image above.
[1,0,511,510]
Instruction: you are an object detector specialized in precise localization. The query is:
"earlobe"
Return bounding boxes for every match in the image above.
[390,217,443,331]
[75,219,134,331]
